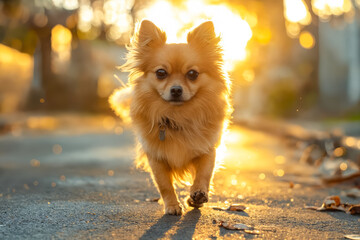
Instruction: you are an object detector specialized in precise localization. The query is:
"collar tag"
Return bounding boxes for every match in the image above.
[159,124,166,141]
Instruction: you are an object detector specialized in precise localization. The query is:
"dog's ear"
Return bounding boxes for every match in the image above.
[137,20,166,48]
[121,20,166,72]
[187,21,219,46]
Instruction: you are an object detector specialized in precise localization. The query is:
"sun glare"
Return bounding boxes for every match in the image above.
[51,24,72,72]
[283,0,311,37]
[312,0,354,20]
[284,0,312,24]
[137,0,253,71]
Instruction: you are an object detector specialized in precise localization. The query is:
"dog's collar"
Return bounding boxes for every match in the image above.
[158,118,180,141]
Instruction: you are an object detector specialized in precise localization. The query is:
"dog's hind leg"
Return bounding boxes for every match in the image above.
[148,157,182,215]
[188,149,215,208]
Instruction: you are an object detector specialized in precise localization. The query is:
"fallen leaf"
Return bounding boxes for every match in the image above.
[233,223,253,230]
[244,229,261,235]
[345,235,360,240]
[220,221,237,230]
[212,207,228,211]
[305,203,350,212]
[305,196,359,214]
[304,206,321,211]
[216,220,254,231]
[324,195,341,207]
[145,197,160,202]
[212,204,246,212]
[348,205,360,215]
[228,204,247,211]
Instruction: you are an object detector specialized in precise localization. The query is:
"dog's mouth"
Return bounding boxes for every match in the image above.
[169,99,184,105]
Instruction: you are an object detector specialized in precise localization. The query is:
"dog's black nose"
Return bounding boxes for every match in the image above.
[170,86,183,98]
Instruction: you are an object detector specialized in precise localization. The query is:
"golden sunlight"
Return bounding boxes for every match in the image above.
[312,0,354,20]
[0,44,33,113]
[138,0,253,71]
[284,0,311,24]
[78,4,93,32]
[52,0,79,10]
[283,0,311,37]
[51,24,72,69]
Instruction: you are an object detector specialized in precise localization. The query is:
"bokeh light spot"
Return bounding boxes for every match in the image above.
[52,144,63,155]
[107,170,115,176]
[30,159,41,167]
[333,147,346,157]
[340,162,348,171]
[299,31,315,49]
[243,69,255,82]
[259,173,266,180]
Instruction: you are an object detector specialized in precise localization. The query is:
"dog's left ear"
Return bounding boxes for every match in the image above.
[187,21,219,46]
[137,20,166,48]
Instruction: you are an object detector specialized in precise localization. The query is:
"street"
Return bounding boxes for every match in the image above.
[0,115,359,239]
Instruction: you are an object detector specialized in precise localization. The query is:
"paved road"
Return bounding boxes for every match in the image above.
[0,117,359,239]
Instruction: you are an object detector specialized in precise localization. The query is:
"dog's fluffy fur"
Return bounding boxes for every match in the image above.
[110,20,232,215]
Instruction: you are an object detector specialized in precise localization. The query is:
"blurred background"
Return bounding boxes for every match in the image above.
[0,0,359,127]
[1,2,360,236]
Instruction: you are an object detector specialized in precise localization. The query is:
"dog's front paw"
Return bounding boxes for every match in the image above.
[188,190,208,208]
[165,204,182,215]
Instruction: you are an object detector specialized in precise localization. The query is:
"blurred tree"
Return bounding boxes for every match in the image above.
[0,0,76,109]
[0,0,139,111]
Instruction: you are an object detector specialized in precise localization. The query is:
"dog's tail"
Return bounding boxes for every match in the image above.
[108,87,132,124]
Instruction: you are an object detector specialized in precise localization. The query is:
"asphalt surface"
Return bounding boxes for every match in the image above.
[0,116,359,239]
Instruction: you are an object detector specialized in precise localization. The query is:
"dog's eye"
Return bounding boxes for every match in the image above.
[155,69,168,80]
[186,70,199,81]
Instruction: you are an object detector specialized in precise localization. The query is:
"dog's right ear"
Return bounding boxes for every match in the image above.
[187,21,219,47]
[136,20,166,48]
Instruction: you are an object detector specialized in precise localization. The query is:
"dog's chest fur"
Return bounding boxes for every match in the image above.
[134,115,222,169]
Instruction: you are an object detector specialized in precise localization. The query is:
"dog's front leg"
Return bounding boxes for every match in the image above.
[188,149,215,208]
[148,157,182,215]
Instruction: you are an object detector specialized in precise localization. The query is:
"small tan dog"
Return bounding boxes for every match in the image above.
[110,20,231,215]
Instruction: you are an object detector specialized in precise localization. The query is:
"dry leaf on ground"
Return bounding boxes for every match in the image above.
[348,205,360,215]
[212,204,247,212]
[214,220,259,234]
[232,223,252,230]
[305,195,359,215]
[229,204,247,211]
[244,229,261,234]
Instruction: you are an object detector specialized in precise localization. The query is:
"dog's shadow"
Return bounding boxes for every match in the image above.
[140,209,201,240]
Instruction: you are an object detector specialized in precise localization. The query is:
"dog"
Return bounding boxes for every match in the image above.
[110,20,232,215]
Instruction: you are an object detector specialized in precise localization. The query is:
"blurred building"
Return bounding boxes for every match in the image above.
[318,16,360,112]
